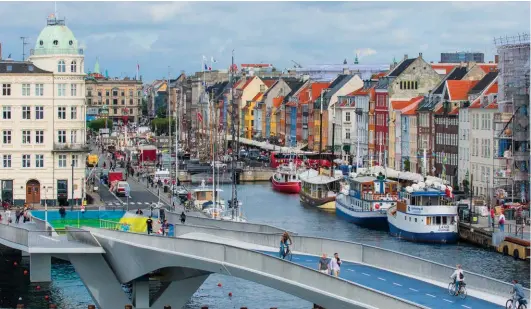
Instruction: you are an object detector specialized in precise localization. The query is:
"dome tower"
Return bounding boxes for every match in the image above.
[29,14,85,75]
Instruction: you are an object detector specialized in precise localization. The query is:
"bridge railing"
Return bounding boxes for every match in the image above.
[0,223,29,247]
[64,227,103,248]
[87,227,425,309]
[170,223,529,300]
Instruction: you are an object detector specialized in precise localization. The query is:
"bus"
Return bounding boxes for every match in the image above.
[270,152,333,169]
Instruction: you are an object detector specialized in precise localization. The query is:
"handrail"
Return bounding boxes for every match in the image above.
[85,227,426,309]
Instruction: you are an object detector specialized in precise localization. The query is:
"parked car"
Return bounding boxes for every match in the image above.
[211,161,227,168]
[115,181,130,197]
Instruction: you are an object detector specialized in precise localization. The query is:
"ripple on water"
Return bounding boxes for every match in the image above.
[0,183,528,309]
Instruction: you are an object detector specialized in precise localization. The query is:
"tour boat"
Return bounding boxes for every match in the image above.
[299,169,342,211]
[190,181,226,219]
[387,181,458,244]
[336,172,399,230]
[271,163,302,194]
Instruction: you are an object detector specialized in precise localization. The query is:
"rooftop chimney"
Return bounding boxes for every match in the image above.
[495,55,499,63]
[419,52,423,58]
[343,68,350,75]
[404,54,408,60]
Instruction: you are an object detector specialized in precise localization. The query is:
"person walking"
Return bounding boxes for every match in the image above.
[329,252,342,277]
[180,211,186,224]
[490,207,495,229]
[499,210,506,232]
[59,206,66,223]
[15,208,21,224]
[146,216,153,235]
[318,253,330,275]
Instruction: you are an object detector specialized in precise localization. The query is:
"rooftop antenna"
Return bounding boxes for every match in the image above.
[54,1,58,18]
[20,37,29,61]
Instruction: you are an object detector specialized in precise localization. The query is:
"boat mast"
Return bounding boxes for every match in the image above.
[230,50,238,219]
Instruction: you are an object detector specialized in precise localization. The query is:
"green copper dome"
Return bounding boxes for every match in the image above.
[33,15,81,55]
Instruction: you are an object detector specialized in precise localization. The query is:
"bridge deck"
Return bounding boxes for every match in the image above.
[179,232,505,309]
[0,213,104,254]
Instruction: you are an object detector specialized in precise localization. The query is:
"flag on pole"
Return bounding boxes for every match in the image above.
[204,63,209,71]
[197,111,203,122]
[136,63,139,80]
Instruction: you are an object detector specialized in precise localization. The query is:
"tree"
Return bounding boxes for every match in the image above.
[141,98,148,116]
[156,106,167,118]
[404,159,410,172]
[88,118,113,131]
[151,118,175,135]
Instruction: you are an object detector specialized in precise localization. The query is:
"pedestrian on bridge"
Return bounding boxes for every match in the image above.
[146,216,153,235]
[329,253,341,277]
[318,253,330,275]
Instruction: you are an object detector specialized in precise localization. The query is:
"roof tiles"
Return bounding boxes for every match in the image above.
[446,80,479,101]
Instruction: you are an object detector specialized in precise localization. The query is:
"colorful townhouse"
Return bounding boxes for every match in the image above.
[284,80,309,147]
[387,54,442,170]
[253,78,277,138]
[261,78,301,141]
[391,96,424,170]
[434,80,479,186]
[399,97,423,171]
[306,82,330,151]
[321,73,364,151]
[467,73,499,197]
[232,76,266,137]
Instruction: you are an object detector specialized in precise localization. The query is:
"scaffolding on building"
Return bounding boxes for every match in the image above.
[492,33,530,205]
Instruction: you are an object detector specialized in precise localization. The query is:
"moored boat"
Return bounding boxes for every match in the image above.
[336,172,399,230]
[271,163,302,194]
[387,181,458,243]
[299,169,342,211]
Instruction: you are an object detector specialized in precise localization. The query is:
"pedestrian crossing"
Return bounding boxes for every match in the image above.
[105,201,154,207]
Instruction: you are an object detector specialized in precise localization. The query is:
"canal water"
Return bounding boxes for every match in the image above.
[0,183,528,309]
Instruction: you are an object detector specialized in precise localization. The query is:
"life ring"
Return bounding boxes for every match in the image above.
[375,203,380,210]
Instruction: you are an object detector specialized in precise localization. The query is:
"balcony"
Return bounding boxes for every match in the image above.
[30,48,84,56]
[53,143,90,153]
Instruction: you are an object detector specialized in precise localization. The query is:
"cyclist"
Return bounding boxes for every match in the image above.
[511,280,527,309]
[450,264,465,296]
[279,232,292,259]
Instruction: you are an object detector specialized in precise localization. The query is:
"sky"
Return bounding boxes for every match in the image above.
[0,1,529,82]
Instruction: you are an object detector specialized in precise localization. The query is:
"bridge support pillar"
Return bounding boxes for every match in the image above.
[150,275,209,309]
[29,254,51,282]
[132,277,150,309]
[69,254,130,309]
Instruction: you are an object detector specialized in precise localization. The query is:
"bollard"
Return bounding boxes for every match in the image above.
[88,306,96,309]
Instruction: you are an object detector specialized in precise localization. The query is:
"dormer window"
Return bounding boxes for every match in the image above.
[70,60,77,73]
[53,40,58,45]
[58,60,66,73]
[69,40,73,46]
[39,40,43,46]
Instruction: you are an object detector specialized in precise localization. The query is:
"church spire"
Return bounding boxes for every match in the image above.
[94,57,100,74]
[354,55,359,64]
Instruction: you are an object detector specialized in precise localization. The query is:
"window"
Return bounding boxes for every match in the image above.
[22,84,30,96]
[98,91,102,97]
[57,84,66,96]
[36,154,44,168]
[72,154,79,167]
[87,98,92,105]
[22,154,31,168]
[345,112,351,122]
[70,106,77,120]
[35,84,44,96]
[57,130,66,143]
[70,60,77,73]
[106,90,110,97]
[113,99,118,105]
[3,155,11,168]
[129,90,133,97]
[87,90,92,97]
[2,84,11,96]
[58,154,67,168]
[58,107,66,119]
[22,106,31,119]
[58,60,66,72]
[22,130,31,144]
[106,99,109,105]
[3,130,11,144]
[70,130,77,144]
[121,99,125,105]
[129,98,133,105]
[35,130,44,144]
[121,91,125,96]
[345,129,351,140]
[70,84,77,96]
[2,106,11,119]
[113,108,117,114]
[112,89,118,96]
[35,106,44,119]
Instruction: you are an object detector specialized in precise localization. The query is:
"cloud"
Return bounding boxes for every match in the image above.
[0,1,527,81]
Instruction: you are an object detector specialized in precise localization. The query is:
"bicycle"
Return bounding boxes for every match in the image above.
[506,294,527,309]
[448,281,467,299]
[281,246,293,261]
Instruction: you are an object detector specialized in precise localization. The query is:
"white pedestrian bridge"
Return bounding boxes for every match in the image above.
[0,213,527,309]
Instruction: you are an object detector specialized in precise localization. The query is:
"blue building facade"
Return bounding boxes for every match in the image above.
[400,114,410,171]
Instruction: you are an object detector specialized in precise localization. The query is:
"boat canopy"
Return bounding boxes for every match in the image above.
[355,166,446,184]
[299,169,342,185]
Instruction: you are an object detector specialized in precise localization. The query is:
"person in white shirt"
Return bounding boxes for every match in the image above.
[498,211,506,232]
[450,264,464,296]
[329,252,342,277]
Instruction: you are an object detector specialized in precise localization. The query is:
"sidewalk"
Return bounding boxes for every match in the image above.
[471,215,530,240]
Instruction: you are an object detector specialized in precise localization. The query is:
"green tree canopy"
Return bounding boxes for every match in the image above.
[88,118,113,131]
[151,118,175,135]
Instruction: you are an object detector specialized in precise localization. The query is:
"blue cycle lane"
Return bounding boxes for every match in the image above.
[259,251,503,309]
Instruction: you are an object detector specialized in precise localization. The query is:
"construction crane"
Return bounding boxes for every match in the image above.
[291,60,303,68]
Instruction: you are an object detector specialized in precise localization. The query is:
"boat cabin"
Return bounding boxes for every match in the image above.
[348,176,399,201]
[394,189,457,227]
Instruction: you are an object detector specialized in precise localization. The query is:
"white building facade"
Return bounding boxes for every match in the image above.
[0,15,87,206]
[458,105,471,187]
